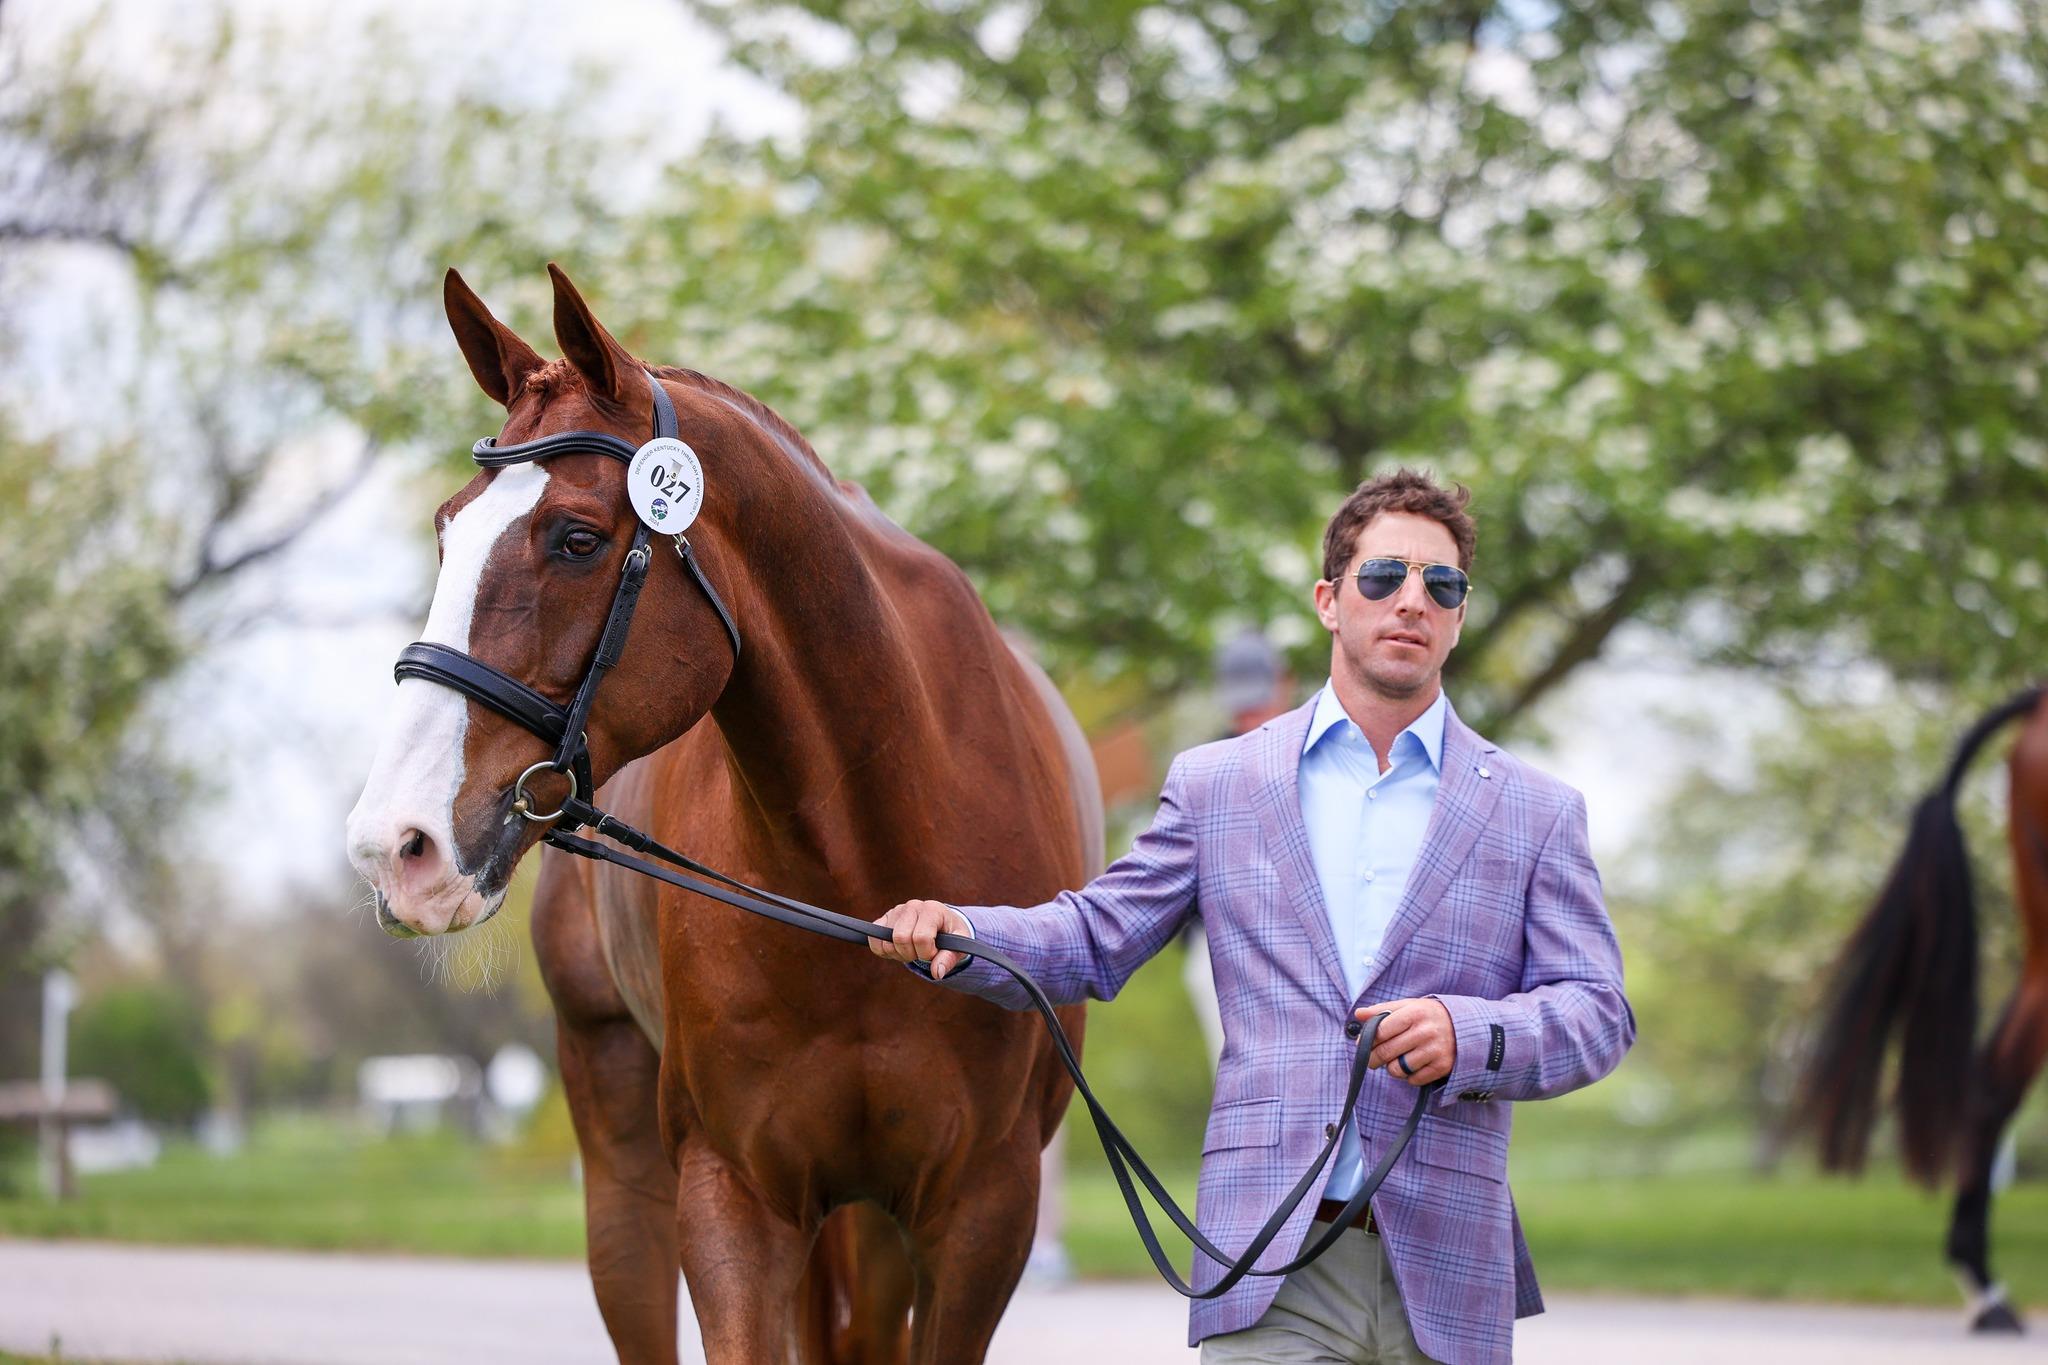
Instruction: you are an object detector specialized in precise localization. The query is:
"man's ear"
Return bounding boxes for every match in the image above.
[1313,580,1341,633]
[444,268,545,408]
[549,262,639,407]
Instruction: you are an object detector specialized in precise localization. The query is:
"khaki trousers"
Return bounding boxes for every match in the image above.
[1199,1224,1441,1365]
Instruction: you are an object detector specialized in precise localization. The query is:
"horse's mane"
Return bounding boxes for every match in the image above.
[650,365,829,476]
[655,364,917,544]
[520,357,904,538]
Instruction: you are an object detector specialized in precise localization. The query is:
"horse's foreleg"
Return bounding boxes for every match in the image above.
[559,1015,682,1364]
[535,850,681,1365]
[1945,976,2048,1334]
[904,1147,1041,1365]
[674,1138,816,1364]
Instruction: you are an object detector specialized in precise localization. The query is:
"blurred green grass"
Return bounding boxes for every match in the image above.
[4,1096,2043,1310]
[1064,1161,2048,1306]
[0,1112,584,1259]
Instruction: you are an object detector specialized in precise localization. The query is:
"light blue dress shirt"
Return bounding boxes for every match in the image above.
[1298,681,1446,1202]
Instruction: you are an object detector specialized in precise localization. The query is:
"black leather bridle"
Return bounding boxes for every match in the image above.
[386,369,1435,1299]
[393,371,740,824]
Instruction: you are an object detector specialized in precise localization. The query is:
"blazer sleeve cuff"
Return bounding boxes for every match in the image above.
[1430,993,1522,1106]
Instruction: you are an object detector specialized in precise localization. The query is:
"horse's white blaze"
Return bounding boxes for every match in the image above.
[346,464,549,925]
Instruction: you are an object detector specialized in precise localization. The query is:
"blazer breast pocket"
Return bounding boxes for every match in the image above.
[1464,856,1522,884]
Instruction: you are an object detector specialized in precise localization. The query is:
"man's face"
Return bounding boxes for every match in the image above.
[1313,511,1466,702]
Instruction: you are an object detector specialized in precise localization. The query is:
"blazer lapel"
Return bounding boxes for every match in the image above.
[1248,701,1351,1004]
[1360,702,1502,1001]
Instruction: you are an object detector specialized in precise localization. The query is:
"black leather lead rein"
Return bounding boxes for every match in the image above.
[547,805,1436,1300]
[387,368,1436,1298]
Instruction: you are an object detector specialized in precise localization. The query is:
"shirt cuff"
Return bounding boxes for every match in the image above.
[905,909,978,981]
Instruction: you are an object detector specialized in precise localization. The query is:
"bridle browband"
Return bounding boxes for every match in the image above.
[385,369,1435,1299]
[393,370,740,822]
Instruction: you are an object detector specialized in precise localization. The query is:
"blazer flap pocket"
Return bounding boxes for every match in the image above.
[1202,1096,1282,1153]
[1411,1120,1507,1183]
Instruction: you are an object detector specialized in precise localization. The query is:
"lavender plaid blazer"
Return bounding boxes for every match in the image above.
[941,697,1634,1365]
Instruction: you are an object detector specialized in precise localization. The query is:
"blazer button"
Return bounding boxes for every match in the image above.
[1344,1019,1362,1039]
[1325,1122,1338,1140]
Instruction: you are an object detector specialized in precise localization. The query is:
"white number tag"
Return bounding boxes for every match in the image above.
[627,438,705,533]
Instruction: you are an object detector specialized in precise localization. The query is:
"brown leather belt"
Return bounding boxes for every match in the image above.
[1313,1198,1379,1234]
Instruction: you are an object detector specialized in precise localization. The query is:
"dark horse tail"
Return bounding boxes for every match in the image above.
[1807,684,2047,1183]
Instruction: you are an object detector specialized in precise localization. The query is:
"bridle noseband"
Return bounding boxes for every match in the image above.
[392,370,740,826]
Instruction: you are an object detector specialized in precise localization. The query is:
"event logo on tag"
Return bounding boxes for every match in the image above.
[627,437,704,533]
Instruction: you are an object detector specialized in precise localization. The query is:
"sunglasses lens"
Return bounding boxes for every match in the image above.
[1422,565,1469,609]
[1355,560,1408,601]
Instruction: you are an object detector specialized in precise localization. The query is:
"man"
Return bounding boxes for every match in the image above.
[873,470,1634,1365]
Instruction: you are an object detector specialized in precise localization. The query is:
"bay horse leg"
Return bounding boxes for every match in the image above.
[1945,977,2048,1333]
[904,1150,1041,1364]
[559,1015,683,1363]
[674,1138,817,1364]
[1949,715,2048,1334]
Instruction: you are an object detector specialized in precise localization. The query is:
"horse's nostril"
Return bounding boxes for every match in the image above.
[400,829,427,860]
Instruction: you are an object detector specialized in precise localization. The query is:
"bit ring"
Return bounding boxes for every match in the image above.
[511,760,579,824]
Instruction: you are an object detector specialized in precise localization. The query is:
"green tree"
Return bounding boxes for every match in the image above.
[0,4,645,1073]
[0,431,182,1075]
[633,0,2048,724]
[68,982,212,1125]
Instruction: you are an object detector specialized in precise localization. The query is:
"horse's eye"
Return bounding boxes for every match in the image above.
[561,529,603,560]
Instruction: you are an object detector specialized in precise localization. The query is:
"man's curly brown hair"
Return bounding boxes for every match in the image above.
[1319,468,1476,583]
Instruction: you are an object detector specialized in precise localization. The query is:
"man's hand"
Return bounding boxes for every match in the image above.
[869,899,974,980]
[1357,997,1456,1086]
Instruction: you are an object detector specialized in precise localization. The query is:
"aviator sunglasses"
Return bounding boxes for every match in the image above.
[1348,557,1472,610]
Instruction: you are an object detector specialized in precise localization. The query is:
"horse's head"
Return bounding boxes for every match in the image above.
[347,265,739,936]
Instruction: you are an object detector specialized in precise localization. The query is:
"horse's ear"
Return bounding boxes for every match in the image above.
[444,268,545,408]
[548,262,637,406]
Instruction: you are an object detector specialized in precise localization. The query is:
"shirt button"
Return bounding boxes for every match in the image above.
[1363,870,1376,882]
[1367,790,1377,801]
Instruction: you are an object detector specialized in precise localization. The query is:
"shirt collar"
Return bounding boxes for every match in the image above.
[1302,682,1448,773]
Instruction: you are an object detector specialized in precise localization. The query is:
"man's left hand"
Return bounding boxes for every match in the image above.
[1357,998,1456,1086]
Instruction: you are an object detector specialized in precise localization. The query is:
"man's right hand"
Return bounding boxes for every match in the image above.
[869,899,975,980]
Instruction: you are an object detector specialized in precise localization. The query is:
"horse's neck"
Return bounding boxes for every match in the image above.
[704,500,945,867]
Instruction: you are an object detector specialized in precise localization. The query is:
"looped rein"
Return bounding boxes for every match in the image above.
[546,804,1437,1298]
[386,369,1437,1297]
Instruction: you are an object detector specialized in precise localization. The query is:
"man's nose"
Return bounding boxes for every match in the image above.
[1393,567,1430,613]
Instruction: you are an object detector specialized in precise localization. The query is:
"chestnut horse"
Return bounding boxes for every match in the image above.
[1807,685,2048,1332]
[347,265,1098,1363]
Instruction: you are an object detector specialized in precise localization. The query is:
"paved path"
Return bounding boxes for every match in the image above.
[0,1240,2034,1364]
